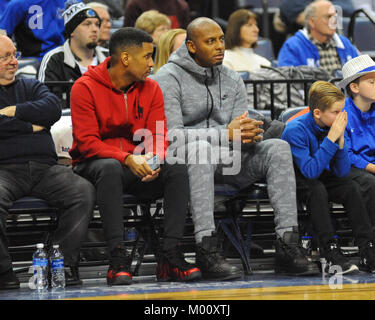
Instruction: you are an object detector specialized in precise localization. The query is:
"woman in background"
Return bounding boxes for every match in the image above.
[224,9,271,73]
[135,10,171,46]
[153,28,186,74]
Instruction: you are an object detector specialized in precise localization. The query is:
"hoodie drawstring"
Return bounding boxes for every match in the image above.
[204,67,222,128]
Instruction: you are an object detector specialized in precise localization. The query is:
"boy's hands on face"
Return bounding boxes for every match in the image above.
[327,111,347,144]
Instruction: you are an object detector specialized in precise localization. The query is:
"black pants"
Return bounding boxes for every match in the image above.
[73,158,190,253]
[0,162,96,273]
[348,167,375,230]
[296,168,375,250]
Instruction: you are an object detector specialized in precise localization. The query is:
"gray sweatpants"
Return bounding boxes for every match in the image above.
[175,138,298,243]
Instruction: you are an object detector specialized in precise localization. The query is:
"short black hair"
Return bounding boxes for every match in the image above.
[109,27,153,64]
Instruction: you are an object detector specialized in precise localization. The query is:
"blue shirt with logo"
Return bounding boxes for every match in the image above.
[344,97,375,170]
[0,0,69,60]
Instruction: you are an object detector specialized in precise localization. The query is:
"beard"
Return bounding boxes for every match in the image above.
[86,41,98,49]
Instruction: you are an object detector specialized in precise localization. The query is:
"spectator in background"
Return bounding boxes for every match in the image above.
[83,0,124,19]
[276,0,355,35]
[135,10,171,47]
[87,2,112,48]
[223,9,271,74]
[0,0,67,61]
[38,2,108,107]
[123,0,190,29]
[153,28,186,74]
[277,0,358,76]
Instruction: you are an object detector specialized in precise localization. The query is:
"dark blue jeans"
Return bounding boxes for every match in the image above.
[73,158,190,253]
[0,161,96,273]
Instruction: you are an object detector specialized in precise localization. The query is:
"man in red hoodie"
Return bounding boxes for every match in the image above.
[69,27,201,286]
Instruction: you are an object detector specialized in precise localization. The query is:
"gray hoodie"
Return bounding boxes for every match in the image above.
[153,43,285,146]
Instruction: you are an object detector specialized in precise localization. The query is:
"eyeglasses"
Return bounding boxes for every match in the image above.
[0,51,22,63]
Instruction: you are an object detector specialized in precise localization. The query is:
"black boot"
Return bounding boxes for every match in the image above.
[359,240,375,273]
[275,227,320,276]
[0,268,20,290]
[65,266,82,286]
[196,233,243,280]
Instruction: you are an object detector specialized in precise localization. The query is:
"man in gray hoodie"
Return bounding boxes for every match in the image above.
[154,17,320,279]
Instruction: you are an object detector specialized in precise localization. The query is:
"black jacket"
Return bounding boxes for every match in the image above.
[37,40,109,107]
[0,78,61,164]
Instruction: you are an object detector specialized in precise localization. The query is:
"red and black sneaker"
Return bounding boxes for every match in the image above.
[156,247,202,282]
[106,244,133,286]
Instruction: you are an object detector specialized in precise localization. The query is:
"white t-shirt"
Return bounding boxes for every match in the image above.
[76,56,98,75]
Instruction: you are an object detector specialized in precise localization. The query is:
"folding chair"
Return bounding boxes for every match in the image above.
[214,182,268,275]
[7,196,60,273]
[81,194,164,276]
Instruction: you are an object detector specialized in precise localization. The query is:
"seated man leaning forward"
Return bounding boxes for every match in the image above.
[153,17,320,277]
[69,27,202,286]
[0,35,96,290]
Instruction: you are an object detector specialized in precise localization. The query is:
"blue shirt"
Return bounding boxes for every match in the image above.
[344,97,375,170]
[0,0,67,60]
[277,29,358,69]
[281,111,351,179]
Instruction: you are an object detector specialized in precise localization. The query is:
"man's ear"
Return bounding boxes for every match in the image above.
[307,16,315,31]
[121,51,129,66]
[186,39,196,55]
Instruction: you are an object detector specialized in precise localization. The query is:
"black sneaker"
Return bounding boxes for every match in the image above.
[321,239,359,275]
[195,234,243,280]
[359,241,375,273]
[106,244,133,286]
[274,228,320,276]
[0,268,20,290]
[157,247,202,282]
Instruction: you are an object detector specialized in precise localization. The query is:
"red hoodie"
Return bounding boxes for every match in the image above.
[69,57,168,166]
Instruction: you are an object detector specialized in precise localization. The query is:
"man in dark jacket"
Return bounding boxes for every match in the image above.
[38,2,108,107]
[0,35,96,290]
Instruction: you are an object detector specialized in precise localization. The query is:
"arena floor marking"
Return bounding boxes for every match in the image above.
[66,282,375,300]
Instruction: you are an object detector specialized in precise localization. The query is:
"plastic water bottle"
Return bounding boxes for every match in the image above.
[32,243,48,291]
[124,227,138,257]
[50,244,65,289]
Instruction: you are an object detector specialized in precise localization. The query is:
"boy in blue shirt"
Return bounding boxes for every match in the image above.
[282,81,375,274]
[339,55,375,271]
